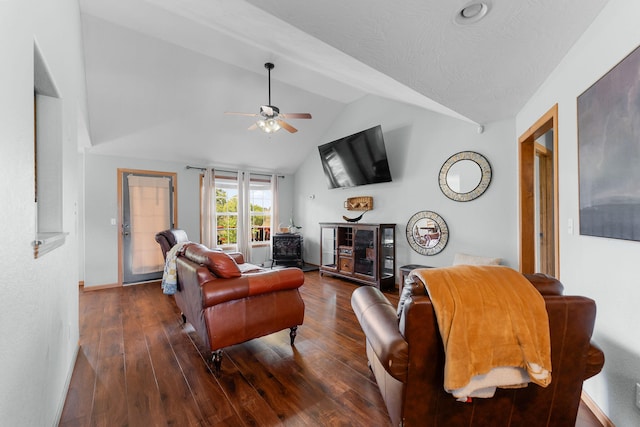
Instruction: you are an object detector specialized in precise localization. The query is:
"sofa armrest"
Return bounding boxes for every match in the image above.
[351,286,409,382]
[524,272,564,295]
[584,341,605,380]
[202,267,304,307]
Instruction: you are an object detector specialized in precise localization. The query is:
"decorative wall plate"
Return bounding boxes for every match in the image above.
[439,151,492,202]
[406,211,449,255]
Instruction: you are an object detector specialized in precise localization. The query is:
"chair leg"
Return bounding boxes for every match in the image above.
[289,326,298,345]
[211,350,223,375]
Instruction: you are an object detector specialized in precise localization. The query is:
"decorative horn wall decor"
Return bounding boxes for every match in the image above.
[342,212,365,223]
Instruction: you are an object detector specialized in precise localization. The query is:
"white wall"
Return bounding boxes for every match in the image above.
[83,153,201,287]
[83,153,295,286]
[0,0,87,425]
[294,94,517,273]
[516,0,640,424]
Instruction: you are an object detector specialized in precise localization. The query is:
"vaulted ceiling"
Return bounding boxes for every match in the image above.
[79,0,609,174]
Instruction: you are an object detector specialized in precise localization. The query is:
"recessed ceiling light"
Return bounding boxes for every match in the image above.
[455,2,490,25]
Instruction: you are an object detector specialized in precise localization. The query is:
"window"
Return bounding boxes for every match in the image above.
[207,172,273,250]
[214,174,239,248]
[249,177,272,245]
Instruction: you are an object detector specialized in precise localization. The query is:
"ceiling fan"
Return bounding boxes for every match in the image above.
[225,62,312,134]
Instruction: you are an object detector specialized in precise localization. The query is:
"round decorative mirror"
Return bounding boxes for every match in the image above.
[439,151,492,202]
[406,211,449,256]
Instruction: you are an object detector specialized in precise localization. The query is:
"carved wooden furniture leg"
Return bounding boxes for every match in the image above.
[289,326,298,345]
[212,350,223,375]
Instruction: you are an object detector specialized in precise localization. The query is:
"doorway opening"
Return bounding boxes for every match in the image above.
[519,104,559,277]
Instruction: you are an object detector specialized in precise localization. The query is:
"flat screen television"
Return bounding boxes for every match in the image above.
[317,125,392,189]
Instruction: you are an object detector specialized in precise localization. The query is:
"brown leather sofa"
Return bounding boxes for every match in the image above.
[351,271,604,427]
[155,229,305,374]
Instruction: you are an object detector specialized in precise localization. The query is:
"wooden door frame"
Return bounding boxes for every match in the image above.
[117,168,178,286]
[518,104,559,276]
[535,144,555,275]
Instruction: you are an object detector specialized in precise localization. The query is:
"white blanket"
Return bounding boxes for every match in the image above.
[161,242,188,295]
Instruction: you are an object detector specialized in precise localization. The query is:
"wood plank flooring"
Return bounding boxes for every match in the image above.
[59,271,603,427]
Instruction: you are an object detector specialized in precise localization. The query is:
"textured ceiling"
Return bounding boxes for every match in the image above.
[79,0,609,173]
[243,0,610,123]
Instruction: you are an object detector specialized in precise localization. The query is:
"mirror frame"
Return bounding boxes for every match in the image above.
[406,210,449,256]
[439,151,492,202]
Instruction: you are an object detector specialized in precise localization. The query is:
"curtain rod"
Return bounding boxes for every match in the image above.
[185,165,284,178]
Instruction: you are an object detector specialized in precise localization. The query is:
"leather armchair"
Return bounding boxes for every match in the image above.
[351,271,604,427]
[174,243,305,374]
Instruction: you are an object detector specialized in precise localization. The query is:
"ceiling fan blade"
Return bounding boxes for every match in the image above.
[278,120,298,133]
[225,111,259,117]
[280,113,312,119]
[248,123,258,131]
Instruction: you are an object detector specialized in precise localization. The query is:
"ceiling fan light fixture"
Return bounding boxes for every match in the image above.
[225,62,311,134]
[257,118,280,133]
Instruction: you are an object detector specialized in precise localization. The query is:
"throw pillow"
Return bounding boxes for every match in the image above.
[453,253,501,266]
[203,251,242,278]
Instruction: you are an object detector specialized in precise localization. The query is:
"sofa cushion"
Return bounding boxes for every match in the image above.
[184,244,242,278]
[238,262,264,274]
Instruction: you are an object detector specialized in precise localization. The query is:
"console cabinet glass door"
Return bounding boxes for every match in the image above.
[354,227,376,278]
[320,225,337,270]
[381,226,395,281]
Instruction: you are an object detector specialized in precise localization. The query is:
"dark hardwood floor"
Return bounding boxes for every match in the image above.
[59,271,603,427]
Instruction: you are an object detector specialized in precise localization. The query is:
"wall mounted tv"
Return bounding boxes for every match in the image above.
[317,125,392,189]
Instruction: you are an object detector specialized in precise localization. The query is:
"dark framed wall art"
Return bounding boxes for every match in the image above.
[577,44,640,241]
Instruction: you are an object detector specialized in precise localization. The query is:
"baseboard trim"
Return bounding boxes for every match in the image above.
[124,279,161,287]
[581,391,614,427]
[55,343,79,427]
[82,280,163,291]
[82,282,121,291]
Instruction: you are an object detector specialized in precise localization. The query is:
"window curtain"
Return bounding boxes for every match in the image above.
[201,168,216,248]
[270,174,280,259]
[236,171,251,262]
[128,175,170,274]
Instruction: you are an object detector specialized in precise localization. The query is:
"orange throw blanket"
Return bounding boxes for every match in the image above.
[410,265,551,401]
